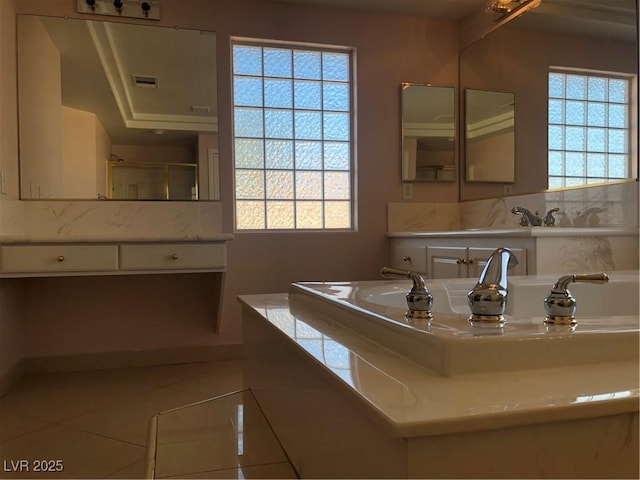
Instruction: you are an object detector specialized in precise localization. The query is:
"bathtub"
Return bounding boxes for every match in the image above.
[288,271,639,376]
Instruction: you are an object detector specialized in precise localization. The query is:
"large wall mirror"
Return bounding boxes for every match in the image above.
[465,89,515,183]
[401,83,455,182]
[459,0,637,200]
[17,15,218,201]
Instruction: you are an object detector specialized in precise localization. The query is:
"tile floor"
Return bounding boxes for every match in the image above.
[0,359,294,479]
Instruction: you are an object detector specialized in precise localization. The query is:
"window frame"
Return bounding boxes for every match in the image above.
[547,67,637,190]
[230,37,357,232]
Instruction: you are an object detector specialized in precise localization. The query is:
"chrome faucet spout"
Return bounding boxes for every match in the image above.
[511,206,542,226]
[467,247,518,325]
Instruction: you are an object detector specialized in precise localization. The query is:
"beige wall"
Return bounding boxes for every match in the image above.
[0,0,459,365]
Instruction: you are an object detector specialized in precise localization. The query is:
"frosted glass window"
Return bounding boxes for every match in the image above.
[232,40,353,230]
[265,140,294,169]
[548,70,632,189]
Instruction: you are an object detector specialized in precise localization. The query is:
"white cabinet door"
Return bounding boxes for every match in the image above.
[427,246,468,279]
[391,245,427,273]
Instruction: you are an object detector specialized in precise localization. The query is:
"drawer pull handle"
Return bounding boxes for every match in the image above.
[171,254,179,260]
[402,256,411,262]
[456,258,465,265]
[56,255,65,262]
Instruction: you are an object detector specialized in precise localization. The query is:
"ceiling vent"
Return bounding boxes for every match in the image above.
[133,75,158,88]
[191,105,211,114]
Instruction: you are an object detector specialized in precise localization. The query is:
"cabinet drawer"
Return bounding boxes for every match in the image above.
[0,245,119,273]
[119,243,226,271]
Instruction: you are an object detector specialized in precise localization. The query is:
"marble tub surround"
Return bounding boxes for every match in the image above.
[389,181,639,232]
[0,199,228,242]
[241,293,639,478]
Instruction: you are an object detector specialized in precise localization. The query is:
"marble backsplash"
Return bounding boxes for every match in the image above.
[389,181,639,232]
[0,200,226,242]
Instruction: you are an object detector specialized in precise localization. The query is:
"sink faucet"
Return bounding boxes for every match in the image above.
[467,247,518,326]
[511,207,542,226]
[544,273,609,325]
[380,267,433,321]
[573,207,606,227]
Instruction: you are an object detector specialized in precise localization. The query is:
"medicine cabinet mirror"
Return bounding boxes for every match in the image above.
[464,89,515,183]
[401,83,455,182]
[17,15,218,201]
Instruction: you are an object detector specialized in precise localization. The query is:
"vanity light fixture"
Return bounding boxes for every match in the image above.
[77,0,160,20]
[491,0,541,21]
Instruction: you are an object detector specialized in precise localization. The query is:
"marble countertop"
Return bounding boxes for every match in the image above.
[0,233,235,244]
[387,226,639,238]
[239,293,639,439]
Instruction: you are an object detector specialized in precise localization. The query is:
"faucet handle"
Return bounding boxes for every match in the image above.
[544,273,609,325]
[380,267,433,320]
[543,207,560,227]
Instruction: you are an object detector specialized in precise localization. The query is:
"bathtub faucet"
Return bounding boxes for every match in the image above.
[380,267,433,321]
[511,206,542,226]
[467,247,518,326]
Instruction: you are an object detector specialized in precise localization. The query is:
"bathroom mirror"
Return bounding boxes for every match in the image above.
[459,0,637,199]
[401,84,455,182]
[17,15,218,200]
[464,89,515,183]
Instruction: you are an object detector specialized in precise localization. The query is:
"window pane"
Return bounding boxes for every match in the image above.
[324,112,350,141]
[609,155,627,177]
[548,151,563,176]
[296,171,322,199]
[587,128,605,152]
[266,170,294,199]
[265,109,293,138]
[324,172,350,199]
[608,104,627,128]
[549,99,563,124]
[296,201,323,228]
[587,103,606,126]
[324,142,350,170]
[608,130,626,153]
[264,48,292,78]
[294,50,321,79]
[587,153,606,177]
[323,83,349,111]
[235,139,264,168]
[264,79,292,108]
[548,177,563,189]
[565,101,585,125]
[549,73,564,98]
[548,125,564,150]
[587,77,606,101]
[324,201,351,228]
[565,127,585,151]
[566,75,586,100]
[323,52,349,81]
[266,201,295,229]
[235,170,264,199]
[565,152,585,176]
[265,140,294,169]
[609,79,627,103]
[295,141,322,169]
[236,201,265,229]
[295,111,322,139]
[234,77,263,107]
[294,80,321,109]
[234,108,264,137]
[233,45,262,75]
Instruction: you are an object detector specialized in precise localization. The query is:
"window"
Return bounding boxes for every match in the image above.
[548,70,633,189]
[232,40,354,230]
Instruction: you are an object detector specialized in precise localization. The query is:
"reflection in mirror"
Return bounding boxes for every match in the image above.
[17,15,218,201]
[459,0,637,200]
[401,83,455,182]
[465,89,515,183]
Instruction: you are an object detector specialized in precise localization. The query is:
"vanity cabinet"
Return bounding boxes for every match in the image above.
[0,241,227,277]
[427,246,527,279]
[390,235,533,279]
